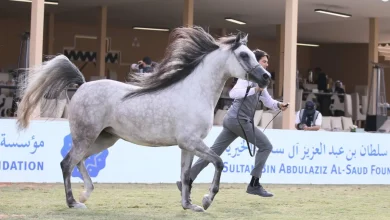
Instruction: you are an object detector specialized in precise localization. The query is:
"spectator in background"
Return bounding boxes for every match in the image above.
[334,80,345,94]
[295,100,322,131]
[131,56,155,73]
[314,67,327,114]
[315,67,327,91]
[332,80,345,116]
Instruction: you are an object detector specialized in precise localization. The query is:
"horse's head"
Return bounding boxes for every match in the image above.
[226,33,271,89]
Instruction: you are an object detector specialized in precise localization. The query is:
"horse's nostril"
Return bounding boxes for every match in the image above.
[262,73,269,80]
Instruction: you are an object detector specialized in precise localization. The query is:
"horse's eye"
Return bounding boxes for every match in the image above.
[239,52,249,60]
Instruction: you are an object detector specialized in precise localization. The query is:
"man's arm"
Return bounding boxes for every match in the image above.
[259,89,281,111]
[304,112,322,131]
[304,125,321,131]
[229,79,257,99]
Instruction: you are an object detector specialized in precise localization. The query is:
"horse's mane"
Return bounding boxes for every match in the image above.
[122,26,241,100]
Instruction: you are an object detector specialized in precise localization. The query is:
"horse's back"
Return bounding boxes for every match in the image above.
[67,79,135,122]
[81,79,140,90]
[74,79,138,97]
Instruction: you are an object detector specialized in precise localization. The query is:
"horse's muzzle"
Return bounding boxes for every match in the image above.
[249,66,271,89]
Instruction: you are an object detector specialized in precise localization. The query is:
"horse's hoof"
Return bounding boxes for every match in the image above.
[70,202,87,209]
[182,203,205,212]
[190,204,205,212]
[202,194,212,210]
[79,191,89,203]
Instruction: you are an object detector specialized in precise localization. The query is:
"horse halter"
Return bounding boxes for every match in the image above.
[232,44,261,82]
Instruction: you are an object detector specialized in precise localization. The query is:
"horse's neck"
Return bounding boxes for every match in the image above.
[181,50,230,108]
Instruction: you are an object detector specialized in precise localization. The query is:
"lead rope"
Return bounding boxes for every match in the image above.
[236,72,260,157]
[236,75,282,157]
[236,86,256,157]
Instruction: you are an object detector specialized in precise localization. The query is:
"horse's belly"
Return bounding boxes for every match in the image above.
[106,86,214,147]
[105,126,177,147]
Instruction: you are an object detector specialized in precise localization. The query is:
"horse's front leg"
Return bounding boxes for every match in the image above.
[178,147,204,212]
[179,138,224,211]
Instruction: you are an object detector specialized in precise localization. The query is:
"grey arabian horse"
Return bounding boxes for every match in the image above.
[15,26,271,212]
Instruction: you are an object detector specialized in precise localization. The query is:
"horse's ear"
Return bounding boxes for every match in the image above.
[234,32,248,45]
[241,33,248,45]
[235,33,241,43]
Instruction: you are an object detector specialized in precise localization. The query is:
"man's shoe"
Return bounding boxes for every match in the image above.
[246,184,274,197]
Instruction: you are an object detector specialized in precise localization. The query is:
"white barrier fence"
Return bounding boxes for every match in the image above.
[0,119,389,184]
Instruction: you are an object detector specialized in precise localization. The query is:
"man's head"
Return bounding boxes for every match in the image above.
[296,100,317,130]
[253,49,269,69]
[304,100,316,115]
[142,56,152,66]
[335,80,342,88]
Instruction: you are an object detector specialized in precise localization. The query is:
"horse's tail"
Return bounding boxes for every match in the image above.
[16,54,85,131]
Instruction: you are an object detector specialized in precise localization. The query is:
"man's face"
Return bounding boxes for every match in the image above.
[259,56,269,69]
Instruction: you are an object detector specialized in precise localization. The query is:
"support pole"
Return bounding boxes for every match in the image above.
[281,0,298,130]
[276,24,285,98]
[29,0,44,67]
[48,13,55,55]
[29,0,45,119]
[183,0,194,27]
[368,18,378,83]
[97,6,107,77]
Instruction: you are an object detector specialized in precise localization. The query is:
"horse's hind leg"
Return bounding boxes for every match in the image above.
[76,160,90,203]
[60,127,103,208]
[60,138,91,209]
[178,138,224,211]
[179,148,204,212]
[78,130,119,203]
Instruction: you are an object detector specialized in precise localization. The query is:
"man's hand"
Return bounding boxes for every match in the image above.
[304,125,320,131]
[278,102,289,111]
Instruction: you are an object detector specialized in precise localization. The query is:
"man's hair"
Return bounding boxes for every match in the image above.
[252,49,269,62]
[142,56,152,65]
